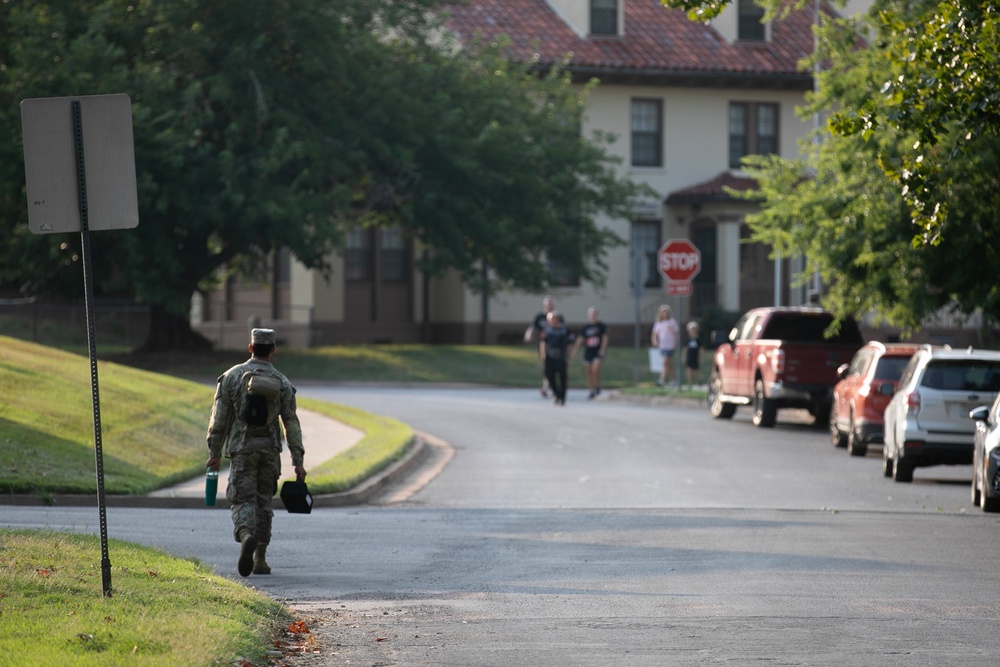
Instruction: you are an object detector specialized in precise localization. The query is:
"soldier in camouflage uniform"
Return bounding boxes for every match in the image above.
[206,328,306,577]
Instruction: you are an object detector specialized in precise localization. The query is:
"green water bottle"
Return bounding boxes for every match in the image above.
[205,468,219,506]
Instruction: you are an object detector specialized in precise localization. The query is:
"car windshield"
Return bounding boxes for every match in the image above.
[920,360,1000,392]
[873,356,912,381]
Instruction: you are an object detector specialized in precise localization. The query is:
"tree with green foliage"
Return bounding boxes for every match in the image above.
[661,0,1000,331]
[829,0,1000,241]
[663,0,1000,241]
[0,1,649,349]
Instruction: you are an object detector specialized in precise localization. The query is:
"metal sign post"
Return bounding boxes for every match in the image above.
[71,100,113,598]
[21,94,139,598]
[630,250,646,384]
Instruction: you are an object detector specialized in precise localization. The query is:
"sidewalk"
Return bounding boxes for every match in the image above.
[148,408,364,503]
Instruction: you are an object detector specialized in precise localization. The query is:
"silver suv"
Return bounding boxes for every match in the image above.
[882,346,1000,482]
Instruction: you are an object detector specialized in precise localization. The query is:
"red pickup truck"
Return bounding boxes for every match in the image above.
[707,307,865,427]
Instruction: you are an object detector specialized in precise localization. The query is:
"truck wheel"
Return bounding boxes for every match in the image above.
[846,413,868,457]
[829,402,846,448]
[707,370,736,420]
[752,378,776,428]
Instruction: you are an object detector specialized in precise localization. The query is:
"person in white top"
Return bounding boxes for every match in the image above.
[651,304,680,388]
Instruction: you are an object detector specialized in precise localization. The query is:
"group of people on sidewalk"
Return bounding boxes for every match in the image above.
[524,296,702,406]
[651,304,701,390]
[524,297,609,405]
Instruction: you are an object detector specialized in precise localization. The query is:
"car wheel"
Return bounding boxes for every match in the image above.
[846,413,868,457]
[892,458,914,483]
[882,443,895,477]
[982,489,1000,513]
[830,402,847,448]
[707,370,736,420]
[752,378,776,428]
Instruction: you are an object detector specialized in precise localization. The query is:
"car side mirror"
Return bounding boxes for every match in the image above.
[710,330,732,349]
[877,383,895,396]
[837,363,849,380]
[969,405,990,422]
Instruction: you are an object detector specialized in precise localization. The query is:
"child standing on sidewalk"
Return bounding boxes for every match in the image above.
[684,321,701,389]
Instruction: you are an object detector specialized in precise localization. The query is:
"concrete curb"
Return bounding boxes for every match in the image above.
[602,389,706,410]
[0,436,427,510]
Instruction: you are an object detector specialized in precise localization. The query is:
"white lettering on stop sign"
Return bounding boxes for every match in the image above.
[661,252,698,271]
[657,240,701,282]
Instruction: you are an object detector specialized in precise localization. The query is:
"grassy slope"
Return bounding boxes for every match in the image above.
[0,337,212,495]
[0,337,414,497]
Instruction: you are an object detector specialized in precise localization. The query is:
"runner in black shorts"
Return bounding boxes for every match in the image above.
[573,307,609,399]
[524,296,555,397]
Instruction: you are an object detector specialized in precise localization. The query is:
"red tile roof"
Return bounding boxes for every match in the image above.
[446,0,822,88]
[665,170,760,203]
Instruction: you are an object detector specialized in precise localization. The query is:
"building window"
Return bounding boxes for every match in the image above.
[631,98,663,167]
[631,220,661,288]
[738,0,766,42]
[380,226,409,283]
[591,0,618,36]
[729,102,778,169]
[547,258,580,288]
[345,228,372,282]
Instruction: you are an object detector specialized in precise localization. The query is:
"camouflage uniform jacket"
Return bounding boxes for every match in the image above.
[206,357,305,466]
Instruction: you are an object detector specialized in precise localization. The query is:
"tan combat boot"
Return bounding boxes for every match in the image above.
[237,529,256,577]
[252,545,271,575]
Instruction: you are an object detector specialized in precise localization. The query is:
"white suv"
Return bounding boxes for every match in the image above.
[882,346,1000,482]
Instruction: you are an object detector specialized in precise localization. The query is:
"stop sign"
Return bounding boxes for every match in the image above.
[657,239,701,282]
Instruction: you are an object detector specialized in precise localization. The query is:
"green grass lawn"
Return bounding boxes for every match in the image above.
[0,337,213,496]
[0,529,296,667]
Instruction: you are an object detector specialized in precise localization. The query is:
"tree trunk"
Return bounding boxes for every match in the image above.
[138,304,213,352]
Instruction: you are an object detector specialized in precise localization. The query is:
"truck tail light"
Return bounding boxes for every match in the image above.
[771,349,785,375]
[906,390,921,415]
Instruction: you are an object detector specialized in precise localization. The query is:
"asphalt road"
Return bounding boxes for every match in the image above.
[5,386,1000,666]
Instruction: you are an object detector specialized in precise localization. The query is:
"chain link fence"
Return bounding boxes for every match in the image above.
[0,299,150,350]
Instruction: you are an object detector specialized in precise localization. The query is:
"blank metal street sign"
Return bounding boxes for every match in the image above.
[21,93,138,234]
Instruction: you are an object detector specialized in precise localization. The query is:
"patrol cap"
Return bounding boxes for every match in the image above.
[251,328,275,345]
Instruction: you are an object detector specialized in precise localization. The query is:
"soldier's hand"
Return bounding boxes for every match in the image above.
[294,465,306,482]
[206,456,221,471]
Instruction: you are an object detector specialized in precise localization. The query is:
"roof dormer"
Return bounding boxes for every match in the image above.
[545,0,623,38]
[713,0,772,44]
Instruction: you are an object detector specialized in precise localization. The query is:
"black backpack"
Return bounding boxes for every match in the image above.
[240,367,283,429]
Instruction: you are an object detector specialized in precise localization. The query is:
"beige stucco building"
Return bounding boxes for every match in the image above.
[192,0,852,349]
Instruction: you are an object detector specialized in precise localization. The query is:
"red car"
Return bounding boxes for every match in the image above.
[830,342,920,457]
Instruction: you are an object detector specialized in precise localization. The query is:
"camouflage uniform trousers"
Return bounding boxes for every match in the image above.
[227,447,280,546]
